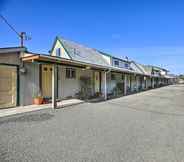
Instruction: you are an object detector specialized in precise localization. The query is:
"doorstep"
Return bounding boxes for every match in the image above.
[0,99,84,118]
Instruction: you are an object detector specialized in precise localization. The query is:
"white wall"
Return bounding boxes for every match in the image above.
[51,40,71,59]
[57,65,94,99]
[20,63,40,106]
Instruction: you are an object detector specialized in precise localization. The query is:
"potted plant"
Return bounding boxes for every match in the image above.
[32,91,43,105]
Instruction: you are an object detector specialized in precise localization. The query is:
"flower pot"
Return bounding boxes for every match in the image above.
[33,97,43,105]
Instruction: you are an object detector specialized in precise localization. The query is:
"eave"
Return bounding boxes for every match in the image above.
[22,53,154,77]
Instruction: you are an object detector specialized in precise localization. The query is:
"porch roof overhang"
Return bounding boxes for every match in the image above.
[164,75,176,79]
[21,53,152,77]
[150,74,172,79]
[22,53,108,69]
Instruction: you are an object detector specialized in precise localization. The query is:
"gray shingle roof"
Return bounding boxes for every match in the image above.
[130,61,147,74]
[59,37,111,67]
[142,65,153,75]
[56,37,162,76]
[0,47,26,54]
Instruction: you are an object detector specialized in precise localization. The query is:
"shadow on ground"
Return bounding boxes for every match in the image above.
[0,113,54,125]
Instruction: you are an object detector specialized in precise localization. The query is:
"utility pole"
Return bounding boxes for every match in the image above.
[20,32,26,47]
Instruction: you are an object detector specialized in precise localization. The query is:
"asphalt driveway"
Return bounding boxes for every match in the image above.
[0,85,184,162]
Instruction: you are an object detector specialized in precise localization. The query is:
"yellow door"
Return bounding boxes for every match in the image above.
[41,65,52,97]
[94,72,100,93]
[0,65,17,108]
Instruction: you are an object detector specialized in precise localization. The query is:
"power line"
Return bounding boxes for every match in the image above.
[0,14,31,47]
[0,14,20,37]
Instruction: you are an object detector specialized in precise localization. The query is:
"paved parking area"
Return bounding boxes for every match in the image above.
[0,85,184,162]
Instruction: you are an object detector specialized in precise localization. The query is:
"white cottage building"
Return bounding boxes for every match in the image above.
[0,37,175,109]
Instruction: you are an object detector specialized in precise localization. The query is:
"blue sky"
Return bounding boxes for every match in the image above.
[0,0,183,74]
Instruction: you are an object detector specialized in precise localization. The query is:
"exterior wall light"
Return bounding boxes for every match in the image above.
[86,66,91,70]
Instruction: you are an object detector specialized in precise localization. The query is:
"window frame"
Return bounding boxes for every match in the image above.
[56,48,61,57]
[114,60,119,66]
[122,74,124,80]
[66,68,76,79]
[111,73,116,80]
[125,63,129,69]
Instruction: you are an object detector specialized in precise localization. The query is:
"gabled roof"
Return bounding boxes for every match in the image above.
[56,36,112,66]
[49,36,172,77]
[141,65,153,75]
[130,61,148,75]
[97,50,112,58]
[136,63,148,74]
[145,65,169,72]
[98,51,130,63]
[0,46,27,54]
[153,66,169,72]
[130,63,168,77]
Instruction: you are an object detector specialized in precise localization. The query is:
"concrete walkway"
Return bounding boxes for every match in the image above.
[0,99,84,118]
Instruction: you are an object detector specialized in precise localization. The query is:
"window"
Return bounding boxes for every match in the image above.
[125,63,129,69]
[111,74,116,80]
[56,48,61,57]
[66,68,70,78]
[66,68,76,79]
[114,60,119,66]
[122,74,124,80]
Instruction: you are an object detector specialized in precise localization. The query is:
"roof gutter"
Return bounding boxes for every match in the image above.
[22,53,164,78]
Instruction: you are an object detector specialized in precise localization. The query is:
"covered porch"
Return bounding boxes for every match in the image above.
[40,64,103,101]
[21,53,153,108]
[22,54,111,108]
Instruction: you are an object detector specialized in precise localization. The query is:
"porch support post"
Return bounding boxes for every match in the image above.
[152,77,154,88]
[136,75,139,92]
[52,64,57,109]
[124,74,127,95]
[104,71,107,100]
[145,77,148,89]
[130,75,132,92]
